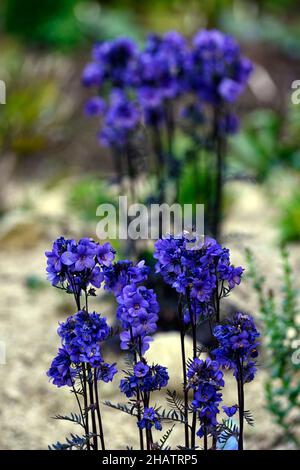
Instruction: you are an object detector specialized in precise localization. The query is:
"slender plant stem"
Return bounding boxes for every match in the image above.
[237,361,244,450]
[72,383,86,433]
[165,100,179,199]
[178,295,190,448]
[93,370,105,450]
[70,283,93,450]
[130,328,144,450]
[112,147,123,185]
[204,428,208,451]
[152,124,166,202]
[187,293,197,448]
[81,364,91,450]
[212,106,225,241]
[87,366,98,450]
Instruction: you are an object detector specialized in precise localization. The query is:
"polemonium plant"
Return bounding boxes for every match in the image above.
[82,30,253,239]
[46,234,260,450]
[102,259,169,450]
[46,237,117,450]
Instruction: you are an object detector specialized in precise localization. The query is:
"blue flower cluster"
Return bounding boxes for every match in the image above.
[154,233,243,323]
[103,259,149,296]
[137,407,162,431]
[47,347,76,388]
[47,310,117,387]
[45,237,115,295]
[82,29,252,147]
[213,312,260,383]
[120,362,169,398]
[189,29,253,105]
[105,259,159,355]
[187,358,224,438]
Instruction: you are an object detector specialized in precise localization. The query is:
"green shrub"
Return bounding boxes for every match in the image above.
[246,247,300,444]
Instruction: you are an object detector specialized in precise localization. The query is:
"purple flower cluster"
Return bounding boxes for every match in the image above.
[105,258,159,354]
[120,362,169,398]
[154,234,243,323]
[47,310,117,387]
[135,32,188,119]
[137,407,162,431]
[117,284,159,354]
[45,237,115,296]
[187,358,224,438]
[82,37,137,88]
[189,29,253,105]
[47,347,76,388]
[103,259,149,296]
[98,90,140,148]
[213,312,260,383]
[82,29,252,148]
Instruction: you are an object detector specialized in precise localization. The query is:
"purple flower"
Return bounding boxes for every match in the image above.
[187,357,224,439]
[82,62,103,87]
[213,312,260,383]
[218,78,243,103]
[133,361,150,378]
[137,407,162,431]
[106,90,140,131]
[222,405,238,417]
[84,96,106,117]
[218,113,240,135]
[96,242,115,267]
[57,310,112,370]
[92,38,138,87]
[189,29,253,105]
[97,362,118,383]
[47,347,76,388]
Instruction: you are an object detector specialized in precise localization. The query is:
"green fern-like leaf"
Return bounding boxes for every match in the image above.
[52,413,85,429]
[49,433,88,450]
[244,409,255,427]
[104,401,138,417]
[157,424,175,450]
[166,390,185,414]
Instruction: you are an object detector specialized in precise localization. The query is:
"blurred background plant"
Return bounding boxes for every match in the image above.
[246,247,300,445]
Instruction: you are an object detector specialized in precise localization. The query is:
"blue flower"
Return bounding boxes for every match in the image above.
[47,347,76,388]
[82,62,103,87]
[134,361,150,378]
[222,405,238,417]
[84,96,106,117]
[213,312,260,383]
[187,358,224,439]
[137,407,162,431]
[189,29,252,105]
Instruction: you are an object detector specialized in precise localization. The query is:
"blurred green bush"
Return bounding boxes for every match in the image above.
[0,43,74,157]
[247,247,300,445]
[68,176,116,221]
[2,0,83,49]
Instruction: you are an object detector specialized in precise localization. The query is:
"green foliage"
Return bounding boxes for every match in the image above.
[68,177,116,221]
[217,419,239,447]
[49,433,92,450]
[0,44,73,157]
[157,424,175,450]
[246,247,300,443]
[2,0,142,49]
[229,110,281,182]
[229,108,300,182]
[3,0,83,50]
[278,189,300,243]
[53,413,85,429]
[222,6,300,56]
